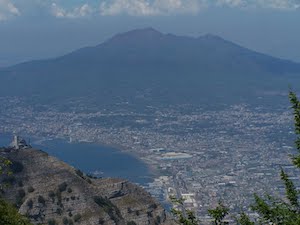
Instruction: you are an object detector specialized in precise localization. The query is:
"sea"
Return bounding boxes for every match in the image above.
[0,133,153,186]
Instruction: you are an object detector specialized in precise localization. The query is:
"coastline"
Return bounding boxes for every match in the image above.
[92,140,160,177]
[0,132,159,183]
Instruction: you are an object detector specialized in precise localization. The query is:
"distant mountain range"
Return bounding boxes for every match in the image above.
[1,28,299,107]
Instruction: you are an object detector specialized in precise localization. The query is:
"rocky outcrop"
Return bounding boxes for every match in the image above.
[0,147,174,225]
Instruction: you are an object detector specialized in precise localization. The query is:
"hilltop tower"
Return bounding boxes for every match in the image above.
[10,135,31,150]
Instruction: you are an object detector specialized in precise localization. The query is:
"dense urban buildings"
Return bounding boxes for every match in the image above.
[0,96,298,222]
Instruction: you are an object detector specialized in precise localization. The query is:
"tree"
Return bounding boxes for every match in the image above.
[0,154,12,192]
[236,212,254,225]
[0,156,11,176]
[0,151,32,225]
[170,196,198,225]
[248,91,300,224]
[0,198,32,225]
[208,202,229,225]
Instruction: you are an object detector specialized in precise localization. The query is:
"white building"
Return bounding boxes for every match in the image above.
[10,135,31,150]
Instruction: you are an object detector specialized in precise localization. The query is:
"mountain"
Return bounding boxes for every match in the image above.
[0,147,174,225]
[0,27,300,107]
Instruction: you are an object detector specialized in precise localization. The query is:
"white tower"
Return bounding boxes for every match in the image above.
[11,135,20,149]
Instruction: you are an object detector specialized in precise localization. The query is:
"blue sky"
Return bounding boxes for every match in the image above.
[0,0,300,66]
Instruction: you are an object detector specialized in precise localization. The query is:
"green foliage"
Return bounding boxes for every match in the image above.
[0,156,11,175]
[249,91,300,224]
[280,168,298,208]
[0,156,32,225]
[236,212,254,225]
[0,156,12,191]
[47,219,56,225]
[288,91,300,167]
[208,202,229,225]
[170,196,198,225]
[251,193,300,224]
[0,197,32,225]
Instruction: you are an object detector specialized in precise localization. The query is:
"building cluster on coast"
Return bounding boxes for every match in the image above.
[0,96,299,221]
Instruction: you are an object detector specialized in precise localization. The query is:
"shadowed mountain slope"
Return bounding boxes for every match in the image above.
[0,28,299,106]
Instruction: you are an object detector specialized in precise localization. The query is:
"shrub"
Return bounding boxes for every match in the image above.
[127,207,132,213]
[156,216,161,224]
[28,186,35,193]
[56,190,62,204]
[67,187,72,193]
[73,213,82,222]
[18,180,23,187]
[48,219,56,225]
[10,161,24,173]
[2,176,16,185]
[63,217,69,224]
[86,178,92,184]
[48,191,55,203]
[93,196,112,208]
[16,189,26,206]
[127,221,137,225]
[26,199,33,209]
[18,189,26,198]
[147,211,153,217]
[38,195,45,205]
[58,182,68,192]
[48,191,55,198]
[56,208,62,215]
[75,169,83,178]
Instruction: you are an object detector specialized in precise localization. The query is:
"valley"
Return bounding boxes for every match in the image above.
[0,95,298,222]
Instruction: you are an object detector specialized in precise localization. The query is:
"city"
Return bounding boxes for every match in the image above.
[0,96,298,222]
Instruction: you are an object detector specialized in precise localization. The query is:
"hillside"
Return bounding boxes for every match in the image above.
[0,28,299,107]
[0,147,174,225]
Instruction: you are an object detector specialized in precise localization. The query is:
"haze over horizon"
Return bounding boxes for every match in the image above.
[0,0,300,67]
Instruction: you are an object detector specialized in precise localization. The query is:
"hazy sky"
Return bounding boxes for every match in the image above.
[0,0,300,67]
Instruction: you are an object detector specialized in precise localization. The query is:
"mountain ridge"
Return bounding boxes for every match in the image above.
[0,28,300,107]
[3,27,299,69]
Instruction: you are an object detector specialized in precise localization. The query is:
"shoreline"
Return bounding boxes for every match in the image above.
[1,132,159,183]
[84,140,160,178]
